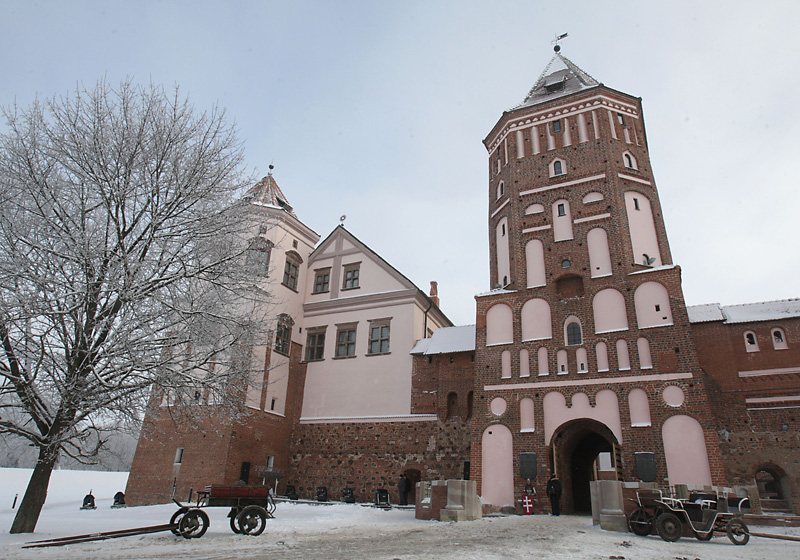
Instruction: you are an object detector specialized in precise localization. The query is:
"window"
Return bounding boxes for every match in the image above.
[282,251,303,290]
[744,331,759,352]
[623,151,638,170]
[245,238,272,276]
[617,113,625,126]
[335,325,357,357]
[553,160,564,176]
[313,268,330,294]
[633,197,640,210]
[368,321,390,355]
[174,448,184,464]
[561,259,571,269]
[566,321,582,345]
[497,181,504,199]
[305,329,326,361]
[557,203,566,216]
[772,328,788,350]
[275,314,294,356]
[342,263,360,290]
[552,120,562,133]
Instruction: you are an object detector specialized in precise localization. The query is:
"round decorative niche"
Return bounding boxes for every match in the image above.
[490,397,507,416]
[662,386,685,407]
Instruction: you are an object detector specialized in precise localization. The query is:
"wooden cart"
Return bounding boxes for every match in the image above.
[171,485,277,537]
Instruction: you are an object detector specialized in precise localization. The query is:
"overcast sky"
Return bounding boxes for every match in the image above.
[2,1,799,325]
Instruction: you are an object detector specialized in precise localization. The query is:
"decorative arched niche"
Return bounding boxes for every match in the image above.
[486,304,513,346]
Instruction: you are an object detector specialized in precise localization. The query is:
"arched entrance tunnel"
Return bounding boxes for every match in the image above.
[549,419,618,514]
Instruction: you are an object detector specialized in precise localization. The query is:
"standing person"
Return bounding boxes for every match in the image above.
[546,473,562,516]
[398,474,409,505]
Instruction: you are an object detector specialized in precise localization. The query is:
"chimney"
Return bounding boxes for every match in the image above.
[429,281,440,308]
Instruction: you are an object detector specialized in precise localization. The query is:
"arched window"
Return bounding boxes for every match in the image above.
[486,304,513,345]
[519,349,530,377]
[744,331,759,352]
[521,299,552,341]
[634,282,673,328]
[501,350,511,379]
[628,388,651,427]
[550,158,566,177]
[576,348,588,373]
[557,349,568,374]
[565,319,582,346]
[537,347,549,375]
[772,328,788,350]
[587,228,612,278]
[637,337,653,369]
[497,181,505,199]
[596,342,609,372]
[593,289,629,333]
[520,398,535,432]
[623,151,638,170]
[616,339,631,370]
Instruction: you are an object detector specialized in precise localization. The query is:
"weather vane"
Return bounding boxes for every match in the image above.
[339,214,346,227]
[552,32,568,53]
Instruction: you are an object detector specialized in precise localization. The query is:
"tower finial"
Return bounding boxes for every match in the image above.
[268,163,275,176]
[552,32,568,52]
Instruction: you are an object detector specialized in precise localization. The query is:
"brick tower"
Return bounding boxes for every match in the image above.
[472,49,727,513]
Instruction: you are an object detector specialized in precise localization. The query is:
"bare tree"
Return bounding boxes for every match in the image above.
[0,81,266,533]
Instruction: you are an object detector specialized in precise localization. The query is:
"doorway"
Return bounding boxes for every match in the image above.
[549,419,618,514]
[404,468,422,506]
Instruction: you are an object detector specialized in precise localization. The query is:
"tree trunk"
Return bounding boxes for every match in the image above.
[9,448,57,534]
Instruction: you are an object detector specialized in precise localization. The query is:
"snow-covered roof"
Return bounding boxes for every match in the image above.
[686,303,726,323]
[515,53,600,109]
[242,174,296,216]
[410,325,476,355]
[687,299,800,324]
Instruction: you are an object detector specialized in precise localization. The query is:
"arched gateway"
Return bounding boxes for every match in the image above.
[549,419,619,514]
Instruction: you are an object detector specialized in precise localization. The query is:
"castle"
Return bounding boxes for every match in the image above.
[126,51,800,517]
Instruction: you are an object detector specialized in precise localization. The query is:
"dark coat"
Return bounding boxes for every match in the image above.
[546,477,562,498]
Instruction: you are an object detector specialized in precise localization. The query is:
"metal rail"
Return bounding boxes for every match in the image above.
[22,523,176,548]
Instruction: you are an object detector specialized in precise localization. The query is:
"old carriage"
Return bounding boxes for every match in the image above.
[627,488,751,545]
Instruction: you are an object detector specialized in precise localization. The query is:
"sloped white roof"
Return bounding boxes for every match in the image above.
[515,53,600,109]
[687,299,800,324]
[410,325,476,355]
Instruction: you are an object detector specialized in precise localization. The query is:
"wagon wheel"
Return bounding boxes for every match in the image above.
[726,518,750,545]
[170,507,188,536]
[179,509,210,539]
[229,507,243,534]
[656,512,683,542]
[628,508,653,536]
[237,505,268,536]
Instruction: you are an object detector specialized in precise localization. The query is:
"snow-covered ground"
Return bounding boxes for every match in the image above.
[2,468,800,559]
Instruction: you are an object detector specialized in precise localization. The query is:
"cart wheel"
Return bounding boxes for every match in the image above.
[628,508,653,536]
[726,518,750,545]
[170,508,188,536]
[237,505,267,536]
[230,514,241,534]
[179,509,210,539]
[656,512,683,542]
